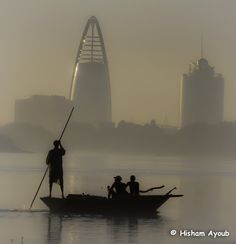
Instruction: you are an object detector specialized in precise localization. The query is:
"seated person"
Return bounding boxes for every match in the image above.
[108,176,128,199]
[126,175,140,196]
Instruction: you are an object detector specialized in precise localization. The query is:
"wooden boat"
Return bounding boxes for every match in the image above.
[41,192,183,215]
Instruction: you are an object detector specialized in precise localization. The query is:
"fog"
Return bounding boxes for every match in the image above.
[0,0,236,126]
[0,3,236,241]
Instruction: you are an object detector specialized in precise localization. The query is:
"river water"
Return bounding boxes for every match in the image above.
[0,152,235,243]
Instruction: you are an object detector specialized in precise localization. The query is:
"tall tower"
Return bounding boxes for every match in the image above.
[180,58,224,127]
[70,16,112,125]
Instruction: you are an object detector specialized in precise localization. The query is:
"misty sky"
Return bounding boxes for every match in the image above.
[0,0,236,126]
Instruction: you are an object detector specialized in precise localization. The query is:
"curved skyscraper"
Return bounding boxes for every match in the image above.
[70,16,112,125]
[181,58,224,127]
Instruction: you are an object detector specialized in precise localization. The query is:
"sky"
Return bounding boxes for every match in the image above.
[0,0,236,126]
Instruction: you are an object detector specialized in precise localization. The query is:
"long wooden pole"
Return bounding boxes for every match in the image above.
[29,107,74,209]
[58,107,74,140]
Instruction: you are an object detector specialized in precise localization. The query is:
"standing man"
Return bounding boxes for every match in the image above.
[46,140,66,198]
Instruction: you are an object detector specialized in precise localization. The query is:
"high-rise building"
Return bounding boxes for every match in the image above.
[180,58,224,127]
[70,16,112,125]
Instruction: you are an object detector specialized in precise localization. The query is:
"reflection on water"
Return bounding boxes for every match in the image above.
[47,214,62,244]
[45,213,164,244]
[0,153,235,243]
[0,210,234,244]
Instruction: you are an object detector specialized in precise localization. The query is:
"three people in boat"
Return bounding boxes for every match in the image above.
[46,140,66,198]
[45,141,162,200]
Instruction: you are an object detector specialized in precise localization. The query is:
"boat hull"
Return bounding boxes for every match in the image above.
[41,194,182,215]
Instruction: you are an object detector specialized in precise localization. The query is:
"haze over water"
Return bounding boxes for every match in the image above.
[0,152,235,243]
[0,1,236,244]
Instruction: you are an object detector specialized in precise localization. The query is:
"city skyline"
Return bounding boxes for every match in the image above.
[0,0,236,126]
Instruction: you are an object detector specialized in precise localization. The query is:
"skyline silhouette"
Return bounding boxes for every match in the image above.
[0,1,236,127]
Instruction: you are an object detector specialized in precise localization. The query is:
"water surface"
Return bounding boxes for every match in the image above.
[0,152,235,243]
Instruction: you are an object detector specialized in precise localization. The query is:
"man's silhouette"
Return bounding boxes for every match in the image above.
[108,176,128,199]
[126,175,140,195]
[46,140,66,198]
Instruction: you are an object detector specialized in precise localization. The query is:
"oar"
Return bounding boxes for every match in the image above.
[165,187,177,195]
[29,107,74,209]
[139,185,165,193]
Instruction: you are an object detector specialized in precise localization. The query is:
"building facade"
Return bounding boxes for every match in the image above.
[15,95,73,133]
[181,58,224,127]
[70,16,112,125]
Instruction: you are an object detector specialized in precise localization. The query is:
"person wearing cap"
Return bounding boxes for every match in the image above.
[126,175,140,196]
[46,140,66,198]
[108,175,128,199]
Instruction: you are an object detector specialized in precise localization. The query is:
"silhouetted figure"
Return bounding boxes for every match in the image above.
[108,176,128,199]
[126,175,140,196]
[46,140,66,198]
